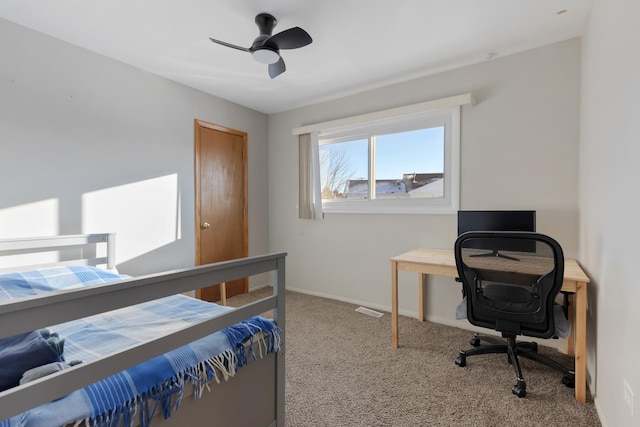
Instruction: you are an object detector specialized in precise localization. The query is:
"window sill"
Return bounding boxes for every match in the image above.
[321,199,458,215]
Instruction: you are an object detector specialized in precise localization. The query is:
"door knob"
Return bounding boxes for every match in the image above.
[201,222,211,229]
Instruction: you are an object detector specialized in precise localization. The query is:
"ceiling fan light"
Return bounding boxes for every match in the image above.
[253,47,279,64]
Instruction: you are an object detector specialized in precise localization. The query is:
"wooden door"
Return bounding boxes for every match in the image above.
[194,119,248,302]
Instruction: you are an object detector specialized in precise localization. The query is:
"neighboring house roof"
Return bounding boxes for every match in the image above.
[344,179,406,198]
[408,178,443,198]
[343,173,443,198]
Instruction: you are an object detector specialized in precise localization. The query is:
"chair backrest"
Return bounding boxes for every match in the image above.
[454,231,564,338]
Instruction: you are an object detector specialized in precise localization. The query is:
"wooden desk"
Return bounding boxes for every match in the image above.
[390,248,590,403]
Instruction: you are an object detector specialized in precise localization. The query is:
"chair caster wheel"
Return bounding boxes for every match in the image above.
[562,376,575,388]
[455,354,466,367]
[512,379,526,398]
[470,337,481,347]
[512,384,526,398]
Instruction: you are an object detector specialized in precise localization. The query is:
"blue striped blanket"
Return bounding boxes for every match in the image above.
[0,266,127,301]
[0,266,281,427]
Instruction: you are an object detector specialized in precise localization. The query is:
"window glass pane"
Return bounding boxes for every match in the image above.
[319,138,368,199]
[375,127,444,199]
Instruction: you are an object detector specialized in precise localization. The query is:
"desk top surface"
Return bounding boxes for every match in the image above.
[391,248,590,283]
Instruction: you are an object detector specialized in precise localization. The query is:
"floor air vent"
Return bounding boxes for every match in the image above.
[355,306,384,318]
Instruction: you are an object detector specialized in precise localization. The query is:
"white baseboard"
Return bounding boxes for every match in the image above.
[248,282,273,292]
[284,286,465,325]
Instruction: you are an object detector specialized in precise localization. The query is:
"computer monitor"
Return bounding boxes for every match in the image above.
[457,210,536,235]
[457,210,536,255]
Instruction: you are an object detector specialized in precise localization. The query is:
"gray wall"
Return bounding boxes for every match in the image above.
[580,0,640,425]
[0,18,269,281]
[268,39,581,334]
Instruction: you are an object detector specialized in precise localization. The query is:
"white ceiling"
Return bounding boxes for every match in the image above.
[0,0,593,115]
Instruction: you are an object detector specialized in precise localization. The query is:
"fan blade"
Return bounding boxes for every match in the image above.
[266,27,312,50]
[209,38,250,52]
[268,57,286,79]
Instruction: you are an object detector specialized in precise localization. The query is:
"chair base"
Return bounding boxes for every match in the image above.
[454,333,575,398]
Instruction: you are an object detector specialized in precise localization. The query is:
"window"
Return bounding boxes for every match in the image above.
[318,106,460,214]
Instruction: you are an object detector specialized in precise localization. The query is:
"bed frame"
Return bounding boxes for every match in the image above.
[0,233,286,427]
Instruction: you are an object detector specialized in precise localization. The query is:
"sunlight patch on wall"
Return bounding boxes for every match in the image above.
[82,174,180,264]
[0,198,59,238]
[0,198,60,268]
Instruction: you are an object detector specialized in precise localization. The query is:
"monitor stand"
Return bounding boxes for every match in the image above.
[469,249,520,261]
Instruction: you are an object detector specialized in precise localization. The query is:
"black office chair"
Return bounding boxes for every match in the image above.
[453,231,575,397]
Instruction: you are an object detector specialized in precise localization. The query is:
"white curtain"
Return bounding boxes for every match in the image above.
[298,133,323,219]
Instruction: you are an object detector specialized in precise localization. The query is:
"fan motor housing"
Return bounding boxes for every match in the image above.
[255,13,277,36]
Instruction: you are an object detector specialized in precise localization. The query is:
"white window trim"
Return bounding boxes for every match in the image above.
[320,107,460,215]
[294,93,473,215]
[292,92,474,136]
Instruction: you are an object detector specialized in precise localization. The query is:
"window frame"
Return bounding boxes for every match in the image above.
[318,106,460,214]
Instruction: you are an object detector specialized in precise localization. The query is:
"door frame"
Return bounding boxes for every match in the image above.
[194,119,248,299]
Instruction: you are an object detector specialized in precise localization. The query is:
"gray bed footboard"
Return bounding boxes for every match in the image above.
[0,235,285,427]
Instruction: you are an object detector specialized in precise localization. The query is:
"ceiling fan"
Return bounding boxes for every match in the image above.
[209,13,312,79]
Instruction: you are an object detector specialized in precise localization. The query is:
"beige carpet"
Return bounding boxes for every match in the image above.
[227,289,601,426]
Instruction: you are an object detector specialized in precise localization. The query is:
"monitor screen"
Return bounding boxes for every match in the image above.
[457,210,536,253]
[457,210,536,235]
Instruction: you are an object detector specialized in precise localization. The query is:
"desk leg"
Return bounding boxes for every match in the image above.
[575,282,587,403]
[418,273,426,321]
[392,261,399,348]
[566,294,575,356]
